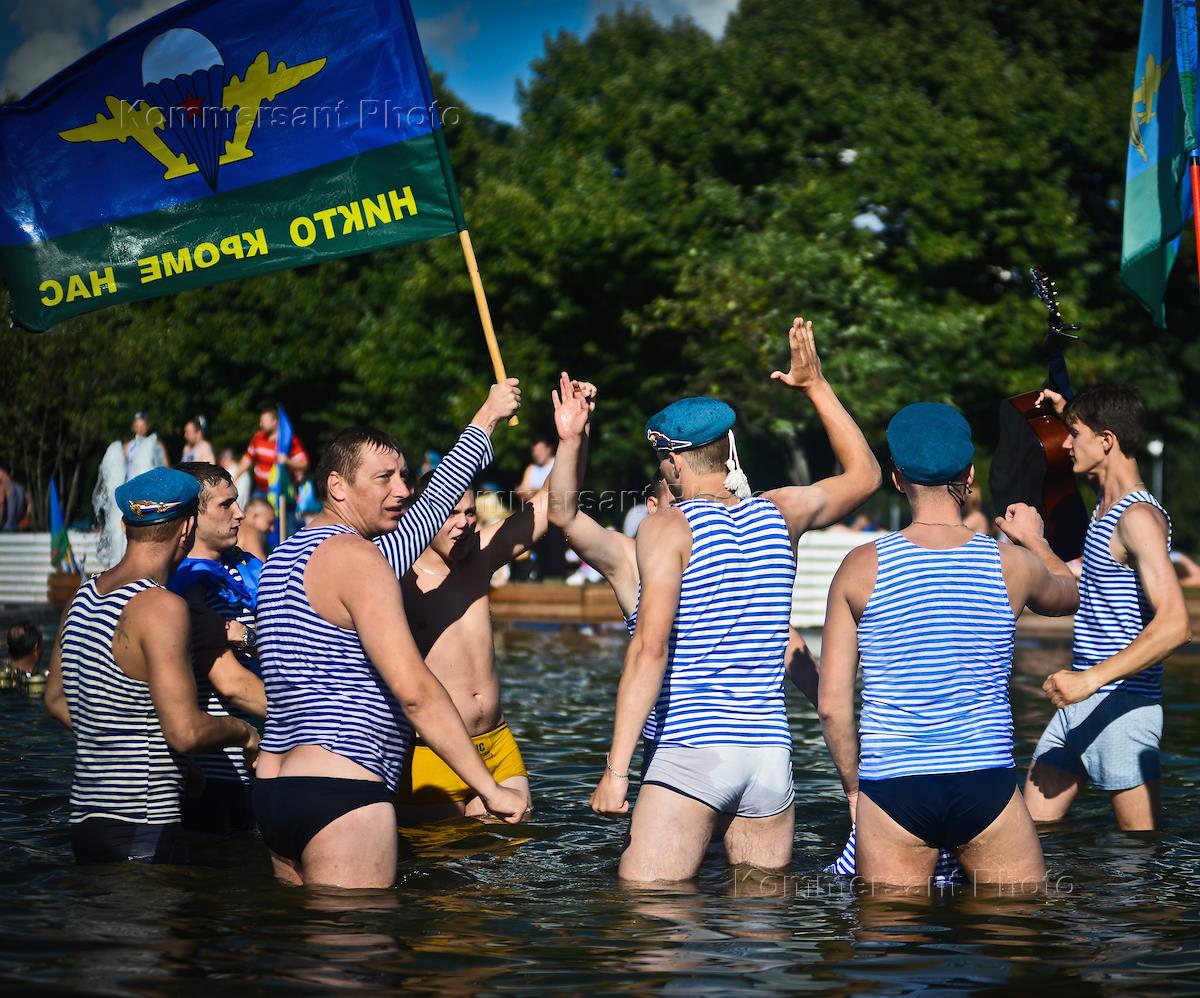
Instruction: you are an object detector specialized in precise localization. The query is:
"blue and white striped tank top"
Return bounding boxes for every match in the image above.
[858,532,1016,780]
[60,577,185,825]
[1073,491,1171,701]
[258,524,411,789]
[642,497,795,748]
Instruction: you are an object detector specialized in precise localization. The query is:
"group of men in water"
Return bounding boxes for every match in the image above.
[43,318,1190,889]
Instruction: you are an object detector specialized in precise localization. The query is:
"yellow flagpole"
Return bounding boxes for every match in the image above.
[459,229,518,426]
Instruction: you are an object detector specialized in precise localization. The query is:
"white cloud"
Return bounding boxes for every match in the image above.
[8,0,100,38]
[107,0,184,40]
[1,30,88,98]
[416,3,480,70]
[587,0,740,36]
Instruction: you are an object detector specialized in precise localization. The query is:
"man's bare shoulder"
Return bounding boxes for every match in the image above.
[125,585,188,622]
[832,540,879,601]
[1118,500,1170,540]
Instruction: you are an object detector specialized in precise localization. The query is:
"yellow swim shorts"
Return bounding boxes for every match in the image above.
[397,720,528,807]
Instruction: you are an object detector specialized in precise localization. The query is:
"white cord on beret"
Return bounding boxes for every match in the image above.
[724,430,752,498]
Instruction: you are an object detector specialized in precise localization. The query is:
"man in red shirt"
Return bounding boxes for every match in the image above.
[236,406,308,495]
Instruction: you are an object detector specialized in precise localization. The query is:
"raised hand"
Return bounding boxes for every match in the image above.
[571,379,598,412]
[552,370,590,441]
[473,378,522,432]
[770,316,825,392]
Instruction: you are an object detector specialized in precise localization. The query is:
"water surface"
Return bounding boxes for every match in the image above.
[1,622,1197,994]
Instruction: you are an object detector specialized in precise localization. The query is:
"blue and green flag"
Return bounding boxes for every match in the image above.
[49,479,79,573]
[1122,0,1196,327]
[0,0,466,331]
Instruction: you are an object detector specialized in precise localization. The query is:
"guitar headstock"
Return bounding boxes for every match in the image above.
[1030,266,1081,340]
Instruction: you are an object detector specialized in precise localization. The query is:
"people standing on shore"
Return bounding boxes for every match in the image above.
[181,416,215,465]
[170,462,267,837]
[44,467,260,865]
[236,406,308,497]
[0,462,32,532]
[818,402,1077,888]
[253,384,530,889]
[1024,385,1191,831]
[588,318,881,883]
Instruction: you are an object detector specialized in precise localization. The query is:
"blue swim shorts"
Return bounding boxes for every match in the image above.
[1031,688,1162,791]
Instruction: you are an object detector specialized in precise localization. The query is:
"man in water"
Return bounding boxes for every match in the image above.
[6,621,43,675]
[254,384,530,888]
[44,467,260,865]
[1024,385,1190,831]
[589,317,881,882]
[170,462,268,836]
[393,451,562,822]
[819,403,1077,887]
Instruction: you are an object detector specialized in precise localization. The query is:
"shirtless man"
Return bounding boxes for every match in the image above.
[394,432,570,821]
[254,385,530,888]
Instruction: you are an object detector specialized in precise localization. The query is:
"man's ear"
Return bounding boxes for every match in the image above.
[1100,429,1118,455]
[327,472,347,503]
[967,464,976,487]
[890,468,905,494]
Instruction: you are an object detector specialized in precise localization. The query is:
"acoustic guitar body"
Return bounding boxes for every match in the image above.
[1004,390,1087,562]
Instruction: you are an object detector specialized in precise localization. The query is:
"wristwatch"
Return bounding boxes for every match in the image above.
[239,624,257,655]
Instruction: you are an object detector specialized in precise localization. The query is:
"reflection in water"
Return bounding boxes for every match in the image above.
[0,622,1196,993]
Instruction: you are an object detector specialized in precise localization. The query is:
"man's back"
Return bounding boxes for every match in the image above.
[857,531,1016,780]
[644,496,794,748]
[60,577,183,824]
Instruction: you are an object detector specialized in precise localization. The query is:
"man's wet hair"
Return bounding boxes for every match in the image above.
[6,621,42,659]
[316,427,403,499]
[1064,384,1145,454]
[176,461,233,513]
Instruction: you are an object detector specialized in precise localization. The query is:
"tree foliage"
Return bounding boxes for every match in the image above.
[2,0,1197,542]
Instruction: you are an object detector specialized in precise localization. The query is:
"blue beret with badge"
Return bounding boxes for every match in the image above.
[115,467,201,525]
[645,397,737,452]
[887,402,975,485]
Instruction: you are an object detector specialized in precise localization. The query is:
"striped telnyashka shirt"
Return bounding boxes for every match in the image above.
[857,532,1016,780]
[376,424,494,577]
[1073,491,1171,701]
[60,577,185,825]
[258,524,410,789]
[641,497,795,748]
[191,563,256,786]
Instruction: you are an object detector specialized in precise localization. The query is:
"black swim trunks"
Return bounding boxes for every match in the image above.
[252,776,395,862]
[71,818,189,865]
[858,767,1018,849]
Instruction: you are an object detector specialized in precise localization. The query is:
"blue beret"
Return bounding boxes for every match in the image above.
[645,397,736,451]
[115,467,201,525]
[887,402,974,485]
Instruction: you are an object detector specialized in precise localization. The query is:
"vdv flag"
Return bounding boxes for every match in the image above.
[0,0,467,331]
[49,479,79,573]
[268,403,293,505]
[1174,0,1199,151]
[1122,0,1195,327]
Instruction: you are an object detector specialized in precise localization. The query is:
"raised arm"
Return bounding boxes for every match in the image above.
[762,318,882,539]
[589,510,688,816]
[994,503,1078,617]
[137,590,260,756]
[817,544,872,825]
[375,380,520,576]
[333,538,528,823]
[1042,503,1188,708]
[547,371,638,608]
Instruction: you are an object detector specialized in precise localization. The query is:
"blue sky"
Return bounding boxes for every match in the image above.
[1,1,738,121]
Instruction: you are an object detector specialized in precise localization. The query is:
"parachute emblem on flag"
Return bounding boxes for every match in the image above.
[58,31,326,190]
[1130,52,1172,161]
